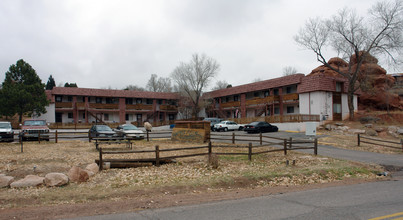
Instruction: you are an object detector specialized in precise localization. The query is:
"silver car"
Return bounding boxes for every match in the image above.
[0,121,14,142]
[114,124,145,140]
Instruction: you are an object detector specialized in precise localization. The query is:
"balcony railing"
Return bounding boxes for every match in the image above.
[220,101,240,109]
[160,105,178,111]
[55,102,73,108]
[245,96,278,106]
[126,104,153,110]
[229,114,320,124]
[283,93,299,101]
[89,103,119,109]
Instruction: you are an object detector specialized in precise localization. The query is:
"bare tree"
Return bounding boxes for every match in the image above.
[295,0,403,120]
[124,85,145,91]
[146,74,173,92]
[171,53,220,118]
[212,80,231,90]
[282,66,298,76]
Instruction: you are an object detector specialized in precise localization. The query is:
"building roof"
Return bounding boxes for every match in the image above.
[204,74,305,98]
[297,74,350,93]
[47,87,180,100]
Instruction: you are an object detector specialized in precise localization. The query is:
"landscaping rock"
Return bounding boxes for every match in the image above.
[348,129,366,134]
[359,116,380,124]
[364,124,373,128]
[397,128,403,135]
[85,163,99,174]
[0,175,14,188]
[68,166,89,183]
[335,126,349,131]
[10,175,44,188]
[84,170,95,177]
[375,127,384,132]
[325,124,334,130]
[335,122,344,126]
[44,173,69,187]
[366,129,378,136]
[388,126,398,133]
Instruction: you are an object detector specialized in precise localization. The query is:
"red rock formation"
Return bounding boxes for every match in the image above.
[308,53,402,110]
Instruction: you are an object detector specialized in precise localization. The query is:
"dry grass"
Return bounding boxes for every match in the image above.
[319,131,403,155]
[0,139,384,209]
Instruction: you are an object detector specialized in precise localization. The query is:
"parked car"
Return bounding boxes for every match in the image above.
[0,121,14,142]
[213,121,244,132]
[244,121,278,133]
[203,118,223,130]
[88,125,118,140]
[114,124,144,139]
[20,119,50,141]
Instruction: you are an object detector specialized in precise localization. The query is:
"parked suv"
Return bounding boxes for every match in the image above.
[20,119,50,141]
[0,121,14,142]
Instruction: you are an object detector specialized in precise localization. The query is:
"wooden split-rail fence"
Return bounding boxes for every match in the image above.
[357,134,403,151]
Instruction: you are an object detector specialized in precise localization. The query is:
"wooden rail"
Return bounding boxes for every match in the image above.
[357,134,403,151]
[97,137,318,170]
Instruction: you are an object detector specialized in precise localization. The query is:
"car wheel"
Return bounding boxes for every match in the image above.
[224,127,228,132]
[238,126,244,131]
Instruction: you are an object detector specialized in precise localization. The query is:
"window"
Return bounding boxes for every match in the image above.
[126,98,133,105]
[106,98,113,104]
[169,114,175,120]
[82,113,85,119]
[157,99,163,105]
[264,91,269,97]
[273,89,279,95]
[225,97,229,102]
[55,96,62,102]
[146,99,153,104]
[67,96,73,102]
[68,113,73,118]
[234,95,239,101]
[136,98,142,104]
[104,113,109,121]
[254,92,259,97]
[274,107,280,114]
[336,82,343,92]
[125,114,129,121]
[287,106,294,113]
[96,97,102,103]
[82,96,86,102]
[286,87,292,94]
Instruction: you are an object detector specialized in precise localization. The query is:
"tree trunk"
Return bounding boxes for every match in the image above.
[347,86,355,121]
[18,112,23,123]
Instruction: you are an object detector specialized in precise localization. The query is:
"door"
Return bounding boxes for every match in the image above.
[55,113,62,123]
[333,93,342,121]
[136,114,143,127]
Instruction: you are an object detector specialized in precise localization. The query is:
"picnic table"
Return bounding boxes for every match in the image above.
[93,137,133,150]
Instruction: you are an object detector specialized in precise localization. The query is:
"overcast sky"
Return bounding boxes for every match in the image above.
[0,0,387,90]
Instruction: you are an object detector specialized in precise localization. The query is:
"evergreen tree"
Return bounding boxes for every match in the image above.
[1,59,49,122]
[45,75,56,90]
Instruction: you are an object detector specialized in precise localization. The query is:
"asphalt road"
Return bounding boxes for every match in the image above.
[68,172,403,220]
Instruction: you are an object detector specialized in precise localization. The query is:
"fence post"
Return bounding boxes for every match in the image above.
[20,133,23,153]
[401,139,403,152]
[208,142,212,163]
[314,138,318,155]
[155,145,160,167]
[259,133,262,145]
[357,134,360,146]
[147,131,149,142]
[99,148,103,171]
[55,130,58,143]
[38,132,41,144]
[289,137,292,149]
[248,143,252,161]
[232,132,235,144]
[283,139,287,155]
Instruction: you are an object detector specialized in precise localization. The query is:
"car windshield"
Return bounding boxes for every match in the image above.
[0,123,11,129]
[95,125,112,131]
[24,120,46,126]
[249,122,260,126]
[122,124,139,130]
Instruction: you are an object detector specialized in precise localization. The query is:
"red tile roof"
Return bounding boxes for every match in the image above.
[204,74,305,98]
[48,87,180,100]
[297,74,349,93]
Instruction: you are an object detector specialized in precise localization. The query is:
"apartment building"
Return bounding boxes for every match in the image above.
[40,87,180,125]
[204,74,357,121]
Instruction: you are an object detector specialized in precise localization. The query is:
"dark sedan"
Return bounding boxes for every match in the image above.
[88,125,118,140]
[244,121,278,133]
